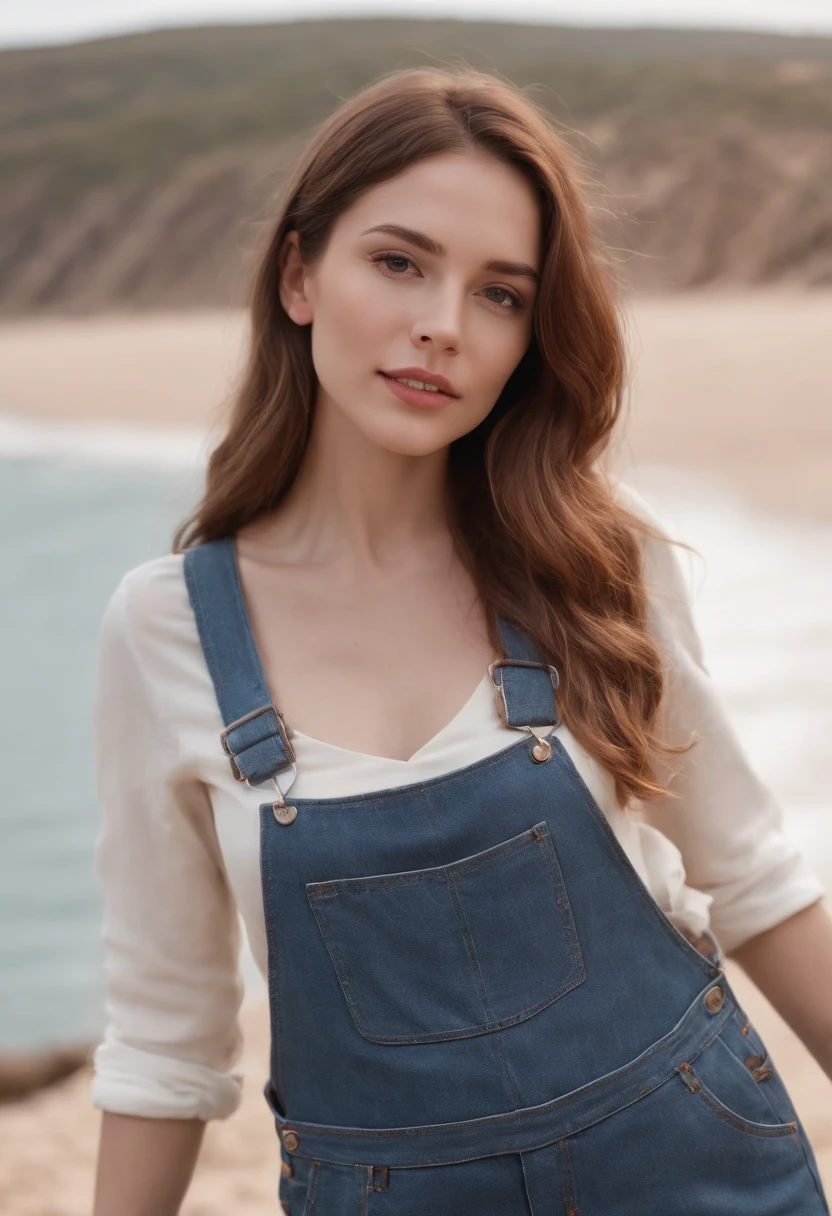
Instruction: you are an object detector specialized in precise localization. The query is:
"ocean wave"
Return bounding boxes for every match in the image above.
[0,411,211,468]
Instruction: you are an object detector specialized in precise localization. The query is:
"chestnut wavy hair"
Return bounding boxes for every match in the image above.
[173,65,692,808]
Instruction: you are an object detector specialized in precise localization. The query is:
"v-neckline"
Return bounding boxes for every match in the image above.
[288,670,495,766]
[228,534,497,768]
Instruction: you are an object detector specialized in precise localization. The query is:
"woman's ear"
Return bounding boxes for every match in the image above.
[278,230,314,326]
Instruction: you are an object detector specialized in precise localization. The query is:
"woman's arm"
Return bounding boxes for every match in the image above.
[89,564,246,1212]
[615,482,829,1055]
[729,898,832,1081]
[93,1112,206,1216]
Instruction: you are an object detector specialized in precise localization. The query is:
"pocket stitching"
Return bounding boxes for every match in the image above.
[306,822,551,899]
[753,1057,798,1127]
[302,1161,321,1216]
[446,866,497,1025]
[679,1065,798,1139]
[307,825,586,1045]
[721,1017,793,1128]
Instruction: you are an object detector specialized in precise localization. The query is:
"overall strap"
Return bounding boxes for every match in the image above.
[493,618,560,730]
[182,536,558,781]
[183,536,294,787]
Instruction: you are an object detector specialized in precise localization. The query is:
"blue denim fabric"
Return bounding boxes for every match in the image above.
[184,537,829,1215]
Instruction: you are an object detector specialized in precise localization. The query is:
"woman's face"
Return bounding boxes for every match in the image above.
[281,149,542,456]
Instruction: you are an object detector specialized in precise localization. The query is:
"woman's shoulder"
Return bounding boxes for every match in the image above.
[107,550,187,632]
[97,547,226,745]
[609,476,663,525]
[608,476,704,656]
[100,551,201,684]
[610,477,693,588]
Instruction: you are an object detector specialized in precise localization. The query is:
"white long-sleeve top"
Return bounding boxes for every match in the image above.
[89,483,826,1122]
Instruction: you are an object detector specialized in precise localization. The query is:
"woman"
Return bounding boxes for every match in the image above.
[91,67,832,1214]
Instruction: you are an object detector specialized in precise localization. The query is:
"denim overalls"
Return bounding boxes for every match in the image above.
[184,536,829,1215]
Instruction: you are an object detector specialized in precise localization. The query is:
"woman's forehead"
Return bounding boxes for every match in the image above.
[335,153,542,264]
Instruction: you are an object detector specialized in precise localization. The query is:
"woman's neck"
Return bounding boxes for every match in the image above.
[257,393,452,568]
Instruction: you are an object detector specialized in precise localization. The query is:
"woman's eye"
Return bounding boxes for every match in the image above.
[483,286,523,312]
[371,253,416,275]
[371,253,523,312]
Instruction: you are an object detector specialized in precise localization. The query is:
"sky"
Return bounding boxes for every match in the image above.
[1,0,831,50]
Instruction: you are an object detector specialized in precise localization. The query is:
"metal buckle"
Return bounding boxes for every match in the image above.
[219,703,296,786]
[487,659,560,725]
[487,659,560,761]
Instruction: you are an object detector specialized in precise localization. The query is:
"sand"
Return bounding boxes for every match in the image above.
[1,292,831,1210]
[620,290,832,521]
[1,290,831,519]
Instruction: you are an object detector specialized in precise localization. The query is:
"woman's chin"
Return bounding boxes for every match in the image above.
[352,414,460,459]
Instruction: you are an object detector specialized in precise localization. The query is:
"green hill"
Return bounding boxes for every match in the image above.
[2,17,831,313]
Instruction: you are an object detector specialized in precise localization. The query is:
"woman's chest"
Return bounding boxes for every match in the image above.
[237,548,497,762]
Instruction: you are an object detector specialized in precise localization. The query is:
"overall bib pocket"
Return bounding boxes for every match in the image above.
[306,821,584,1044]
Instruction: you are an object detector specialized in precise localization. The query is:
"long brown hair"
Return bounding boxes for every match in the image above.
[173,65,692,808]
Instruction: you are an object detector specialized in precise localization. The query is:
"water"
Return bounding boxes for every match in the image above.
[0,432,205,1051]
[0,413,829,1052]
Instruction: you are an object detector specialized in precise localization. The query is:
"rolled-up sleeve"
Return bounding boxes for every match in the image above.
[619,483,827,956]
[90,571,245,1120]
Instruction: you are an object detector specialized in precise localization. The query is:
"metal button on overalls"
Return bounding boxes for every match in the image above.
[185,536,829,1216]
[704,984,725,1013]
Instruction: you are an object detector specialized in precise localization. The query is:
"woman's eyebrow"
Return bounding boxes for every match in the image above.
[359,223,540,285]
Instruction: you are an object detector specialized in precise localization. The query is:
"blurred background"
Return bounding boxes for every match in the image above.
[1,1,831,1211]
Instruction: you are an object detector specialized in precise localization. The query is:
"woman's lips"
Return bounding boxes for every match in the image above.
[379,372,457,411]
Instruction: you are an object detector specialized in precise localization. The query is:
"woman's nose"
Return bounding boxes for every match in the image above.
[410,290,463,353]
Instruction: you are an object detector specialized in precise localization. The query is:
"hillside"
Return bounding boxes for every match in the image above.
[2,18,832,314]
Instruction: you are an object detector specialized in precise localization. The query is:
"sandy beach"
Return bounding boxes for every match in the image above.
[1,292,831,1211]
